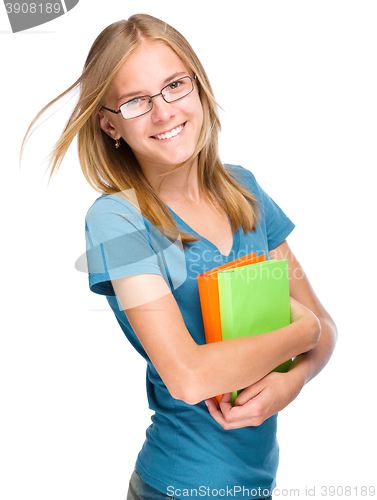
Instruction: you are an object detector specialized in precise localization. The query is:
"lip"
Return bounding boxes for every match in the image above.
[151,122,186,141]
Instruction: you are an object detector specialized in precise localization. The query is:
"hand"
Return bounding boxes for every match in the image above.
[205,370,305,430]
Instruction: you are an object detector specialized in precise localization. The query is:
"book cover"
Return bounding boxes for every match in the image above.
[218,259,292,404]
[197,253,266,402]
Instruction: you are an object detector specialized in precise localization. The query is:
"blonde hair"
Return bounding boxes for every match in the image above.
[22,13,259,243]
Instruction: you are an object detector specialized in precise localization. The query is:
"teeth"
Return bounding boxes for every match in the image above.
[156,124,184,140]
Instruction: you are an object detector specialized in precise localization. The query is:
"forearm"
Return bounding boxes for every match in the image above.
[204,242,338,428]
[269,240,338,394]
[184,310,320,404]
[286,315,338,388]
[117,274,321,405]
[205,314,338,430]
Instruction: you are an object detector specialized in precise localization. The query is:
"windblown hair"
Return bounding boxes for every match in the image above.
[21,13,259,243]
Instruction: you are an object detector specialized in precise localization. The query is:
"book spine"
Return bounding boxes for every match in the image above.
[218,270,233,341]
[197,276,211,340]
[218,272,238,405]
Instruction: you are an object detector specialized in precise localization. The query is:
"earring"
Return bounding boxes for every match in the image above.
[115,139,121,149]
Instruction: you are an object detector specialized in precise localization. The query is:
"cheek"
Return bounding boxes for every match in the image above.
[192,97,204,131]
[118,124,142,150]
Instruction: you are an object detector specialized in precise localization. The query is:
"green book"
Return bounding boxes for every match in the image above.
[218,259,292,404]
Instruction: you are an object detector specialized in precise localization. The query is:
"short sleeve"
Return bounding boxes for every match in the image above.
[254,178,295,250]
[228,165,295,251]
[85,194,171,296]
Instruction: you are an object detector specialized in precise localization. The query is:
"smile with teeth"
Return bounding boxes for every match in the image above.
[153,123,185,140]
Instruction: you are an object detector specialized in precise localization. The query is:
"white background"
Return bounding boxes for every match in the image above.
[1,1,376,499]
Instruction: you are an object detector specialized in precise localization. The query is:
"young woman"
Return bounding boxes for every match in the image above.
[23,14,337,500]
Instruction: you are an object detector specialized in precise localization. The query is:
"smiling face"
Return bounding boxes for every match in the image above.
[99,40,204,176]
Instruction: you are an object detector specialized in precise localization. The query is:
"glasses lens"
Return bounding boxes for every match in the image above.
[120,96,152,119]
[163,77,194,103]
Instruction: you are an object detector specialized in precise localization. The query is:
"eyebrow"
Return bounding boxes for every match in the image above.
[116,71,189,103]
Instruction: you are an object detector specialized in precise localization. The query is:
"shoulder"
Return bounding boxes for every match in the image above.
[224,163,255,179]
[85,192,144,228]
[224,164,260,197]
[86,192,140,218]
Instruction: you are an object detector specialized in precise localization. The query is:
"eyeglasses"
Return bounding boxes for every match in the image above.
[102,75,197,120]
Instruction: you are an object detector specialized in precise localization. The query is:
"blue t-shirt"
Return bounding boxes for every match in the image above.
[84,165,295,498]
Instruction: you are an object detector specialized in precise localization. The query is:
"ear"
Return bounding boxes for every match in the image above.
[98,110,121,140]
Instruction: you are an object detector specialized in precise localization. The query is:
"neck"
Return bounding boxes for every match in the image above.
[142,157,202,205]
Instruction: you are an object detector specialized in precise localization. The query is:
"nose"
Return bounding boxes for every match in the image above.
[150,93,174,122]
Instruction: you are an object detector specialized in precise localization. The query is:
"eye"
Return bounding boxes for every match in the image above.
[168,80,182,90]
[129,97,142,105]
[126,96,149,108]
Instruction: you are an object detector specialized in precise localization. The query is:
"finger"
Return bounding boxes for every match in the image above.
[204,397,219,411]
[218,392,232,406]
[207,391,271,428]
[206,405,253,430]
[218,393,233,415]
[206,398,269,429]
[219,398,260,423]
[207,394,235,419]
[234,381,265,406]
[216,390,260,423]
[219,392,232,403]
[205,396,247,426]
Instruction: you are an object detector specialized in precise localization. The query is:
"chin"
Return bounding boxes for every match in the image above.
[165,149,197,166]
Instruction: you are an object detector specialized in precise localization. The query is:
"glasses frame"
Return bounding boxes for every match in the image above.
[102,75,197,120]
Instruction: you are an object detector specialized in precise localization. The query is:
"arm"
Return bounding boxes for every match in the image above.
[205,240,338,428]
[270,240,338,385]
[111,269,321,405]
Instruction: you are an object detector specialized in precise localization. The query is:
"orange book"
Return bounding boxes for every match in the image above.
[197,253,266,402]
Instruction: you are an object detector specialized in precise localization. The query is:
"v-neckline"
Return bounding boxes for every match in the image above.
[165,205,240,259]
